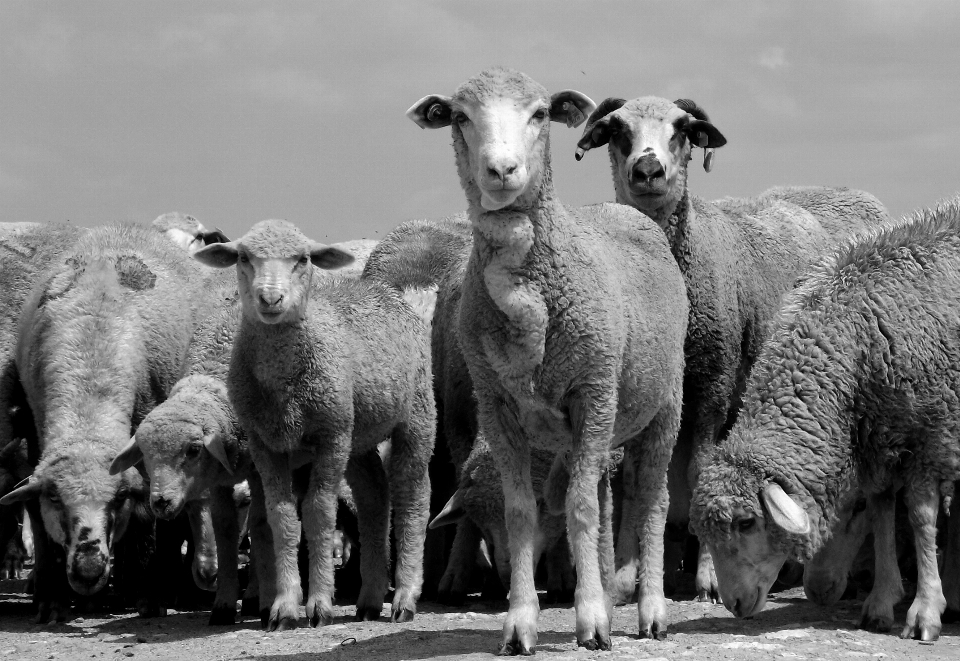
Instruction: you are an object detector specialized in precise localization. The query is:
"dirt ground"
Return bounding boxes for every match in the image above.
[0,574,957,661]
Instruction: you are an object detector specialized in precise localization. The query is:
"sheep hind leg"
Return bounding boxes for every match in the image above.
[943,484,960,622]
[611,446,639,605]
[860,490,903,632]
[437,518,482,606]
[900,480,947,641]
[344,449,391,622]
[208,486,241,625]
[388,399,435,622]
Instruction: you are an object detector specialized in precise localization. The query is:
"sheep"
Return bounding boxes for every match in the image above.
[407,67,688,652]
[0,222,221,622]
[193,219,436,630]
[689,199,960,642]
[574,96,891,602]
[151,212,229,254]
[109,238,378,626]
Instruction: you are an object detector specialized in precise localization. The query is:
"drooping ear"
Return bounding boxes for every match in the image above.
[0,477,43,505]
[193,242,240,268]
[761,483,810,535]
[406,94,455,129]
[683,119,726,150]
[109,435,144,475]
[199,228,230,245]
[429,488,466,529]
[203,432,234,475]
[549,90,597,128]
[575,97,626,160]
[309,245,355,271]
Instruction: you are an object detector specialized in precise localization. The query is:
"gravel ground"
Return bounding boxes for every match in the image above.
[0,574,957,661]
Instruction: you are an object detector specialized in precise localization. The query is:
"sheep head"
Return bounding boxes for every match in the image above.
[192,219,355,325]
[575,96,726,222]
[109,375,238,520]
[690,441,813,619]
[0,447,142,596]
[152,212,230,254]
[407,67,595,212]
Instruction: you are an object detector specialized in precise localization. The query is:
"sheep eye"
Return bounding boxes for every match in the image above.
[852,498,868,514]
[239,253,249,264]
[298,255,309,266]
[185,444,202,459]
[737,518,756,533]
[454,112,470,126]
[532,108,547,122]
[46,493,61,504]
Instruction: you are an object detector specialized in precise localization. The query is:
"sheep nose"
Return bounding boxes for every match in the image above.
[631,154,665,182]
[259,290,283,307]
[151,495,174,519]
[485,158,519,182]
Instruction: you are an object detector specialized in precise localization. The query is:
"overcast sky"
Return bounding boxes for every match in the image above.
[2,1,958,243]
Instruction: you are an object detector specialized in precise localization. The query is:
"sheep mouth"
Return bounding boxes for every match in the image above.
[256,308,286,324]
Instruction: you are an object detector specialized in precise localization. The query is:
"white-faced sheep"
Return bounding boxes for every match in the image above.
[0,222,221,622]
[109,238,378,626]
[689,199,960,642]
[151,212,229,254]
[574,96,891,602]
[407,67,688,652]
[193,219,436,630]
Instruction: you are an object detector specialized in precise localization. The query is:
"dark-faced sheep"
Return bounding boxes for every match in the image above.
[407,67,688,652]
[574,96,891,602]
[690,199,960,642]
[151,212,230,254]
[194,220,436,630]
[0,222,220,622]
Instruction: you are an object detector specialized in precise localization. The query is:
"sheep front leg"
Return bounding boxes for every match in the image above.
[249,440,301,631]
[245,472,275,625]
[860,491,904,632]
[388,394,434,622]
[943,491,960,621]
[344,449,390,621]
[208,486,241,625]
[900,480,946,641]
[26,499,71,623]
[438,519,483,606]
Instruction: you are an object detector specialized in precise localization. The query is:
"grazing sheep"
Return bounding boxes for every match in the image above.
[151,212,230,254]
[109,238,377,625]
[0,222,219,622]
[574,96,891,602]
[193,220,436,630]
[407,67,688,652]
[689,199,960,641]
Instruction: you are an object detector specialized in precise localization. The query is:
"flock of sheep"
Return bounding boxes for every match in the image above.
[0,67,957,655]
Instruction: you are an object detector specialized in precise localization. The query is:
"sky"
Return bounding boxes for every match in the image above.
[2,1,958,244]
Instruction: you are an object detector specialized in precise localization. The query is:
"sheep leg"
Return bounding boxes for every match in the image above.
[612,444,639,605]
[208,486,241,625]
[186,499,219,593]
[26,499,70,623]
[860,491,903,632]
[245,472,275,624]
[437,519,483,606]
[249,440,301,631]
[690,420,722,604]
[544,532,575,604]
[388,400,434,623]
[943,487,960,621]
[302,444,350,627]
[344,449,390,622]
[900,480,946,641]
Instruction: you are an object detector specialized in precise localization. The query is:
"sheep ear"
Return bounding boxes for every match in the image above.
[429,489,467,529]
[549,90,597,129]
[406,95,454,129]
[0,478,43,505]
[203,432,234,475]
[575,97,626,160]
[199,228,230,245]
[110,435,144,475]
[685,119,727,150]
[309,245,355,271]
[193,242,239,268]
[761,483,810,535]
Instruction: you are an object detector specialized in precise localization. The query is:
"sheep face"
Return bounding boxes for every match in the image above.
[574,97,726,220]
[406,67,594,212]
[192,220,354,325]
[802,490,872,605]
[152,212,229,254]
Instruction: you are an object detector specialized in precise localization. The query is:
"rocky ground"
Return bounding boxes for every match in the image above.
[0,574,957,661]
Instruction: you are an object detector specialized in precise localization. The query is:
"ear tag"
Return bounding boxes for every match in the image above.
[703,148,715,173]
[427,104,445,123]
[696,132,709,148]
[563,102,585,128]
[574,147,586,161]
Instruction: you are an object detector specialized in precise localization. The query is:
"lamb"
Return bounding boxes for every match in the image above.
[151,212,229,254]
[689,199,960,642]
[109,238,378,625]
[574,96,891,602]
[193,219,436,630]
[0,222,220,622]
[407,67,688,652]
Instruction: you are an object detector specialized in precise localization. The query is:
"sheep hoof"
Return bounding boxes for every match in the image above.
[391,607,415,623]
[639,622,668,640]
[355,606,382,622]
[860,615,892,633]
[576,633,611,651]
[259,609,270,629]
[208,606,237,626]
[900,622,940,642]
[497,641,535,656]
[309,609,333,627]
[136,600,167,618]
[269,616,298,632]
[240,598,260,616]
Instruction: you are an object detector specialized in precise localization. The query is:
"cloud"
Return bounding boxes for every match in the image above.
[758,47,788,70]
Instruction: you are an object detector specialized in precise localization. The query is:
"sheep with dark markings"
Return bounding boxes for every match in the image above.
[690,199,960,642]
